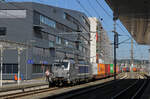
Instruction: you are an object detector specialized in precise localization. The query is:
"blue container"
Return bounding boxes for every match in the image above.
[126,67,130,72]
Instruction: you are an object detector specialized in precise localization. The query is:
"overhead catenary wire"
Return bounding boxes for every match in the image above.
[5,0,130,38]
[76,0,104,30]
[3,0,145,58]
[87,0,109,28]
[95,0,131,37]
[75,0,113,61]
[75,0,114,50]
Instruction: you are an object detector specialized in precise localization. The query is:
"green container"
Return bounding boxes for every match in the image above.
[110,64,114,73]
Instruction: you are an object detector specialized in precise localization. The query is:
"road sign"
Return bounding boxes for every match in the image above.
[27,59,34,64]
[43,61,48,64]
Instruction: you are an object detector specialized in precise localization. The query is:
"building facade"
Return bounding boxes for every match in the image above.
[99,29,113,64]
[89,17,113,65]
[0,2,90,79]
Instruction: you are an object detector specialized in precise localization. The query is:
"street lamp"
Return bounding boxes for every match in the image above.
[17,47,25,85]
[0,45,3,87]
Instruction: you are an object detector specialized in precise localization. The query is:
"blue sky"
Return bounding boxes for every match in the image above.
[5,0,150,60]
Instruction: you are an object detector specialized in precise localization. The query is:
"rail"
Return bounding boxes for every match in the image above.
[112,74,148,99]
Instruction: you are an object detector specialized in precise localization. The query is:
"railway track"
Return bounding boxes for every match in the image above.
[112,75,148,99]
[0,73,126,99]
[0,87,61,99]
[46,73,148,99]
[46,73,129,99]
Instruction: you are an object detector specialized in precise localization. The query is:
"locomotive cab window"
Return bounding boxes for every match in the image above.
[54,63,61,67]
[62,62,68,69]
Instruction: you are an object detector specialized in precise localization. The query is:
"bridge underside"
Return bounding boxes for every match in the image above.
[105,0,150,44]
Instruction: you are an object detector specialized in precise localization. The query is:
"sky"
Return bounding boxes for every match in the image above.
[4,0,150,60]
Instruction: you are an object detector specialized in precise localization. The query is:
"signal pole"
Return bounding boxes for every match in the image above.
[114,20,117,80]
[130,39,134,69]
[113,9,119,80]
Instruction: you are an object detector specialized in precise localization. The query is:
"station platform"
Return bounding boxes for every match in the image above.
[0,77,48,92]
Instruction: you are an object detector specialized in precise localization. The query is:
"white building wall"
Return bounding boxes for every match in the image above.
[89,17,113,65]
[89,17,99,75]
[89,17,113,75]
[89,17,97,64]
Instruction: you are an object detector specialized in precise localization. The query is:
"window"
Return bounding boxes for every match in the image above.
[56,23,65,31]
[0,27,6,35]
[0,63,18,74]
[42,33,48,40]
[68,42,74,48]
[62,62,68,69]
[82,16,86,23]
[56,37,61,44]
[64,13,74,23]
[56,22,73,32]
[32,64,43,73]
[33,11,40,25]
[49,41,54,48]
[64,40,69,46]
[79,45,82,51]
[63,13,66,19]
[83,48,85,53]
[40,15,56,28]
[33,31,43,39]
[0,10,26,18]
[79,66,88,73]
[40,15,45,23]
[82,16,90,29]
[43,49,50,57]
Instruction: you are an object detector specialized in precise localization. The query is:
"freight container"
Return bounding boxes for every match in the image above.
[110,64,114,75]
[118,66,121,73]
[105,64,109,77]
[119,66,122,73]
[107,64,110,75]
[126,67,130,72]
[92,63,106,79]
[120,67,123,73]
[132,67,137,72]
[100,64,105,76]
[123,67,126,72]
[137,68,140,72]
[97,64,105,78]
[116,65,119,74]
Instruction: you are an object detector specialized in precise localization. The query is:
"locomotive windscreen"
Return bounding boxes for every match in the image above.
[54,62,68,69]
[62,62,68,69]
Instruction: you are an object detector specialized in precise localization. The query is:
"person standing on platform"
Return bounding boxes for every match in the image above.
[45,69,50,82]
